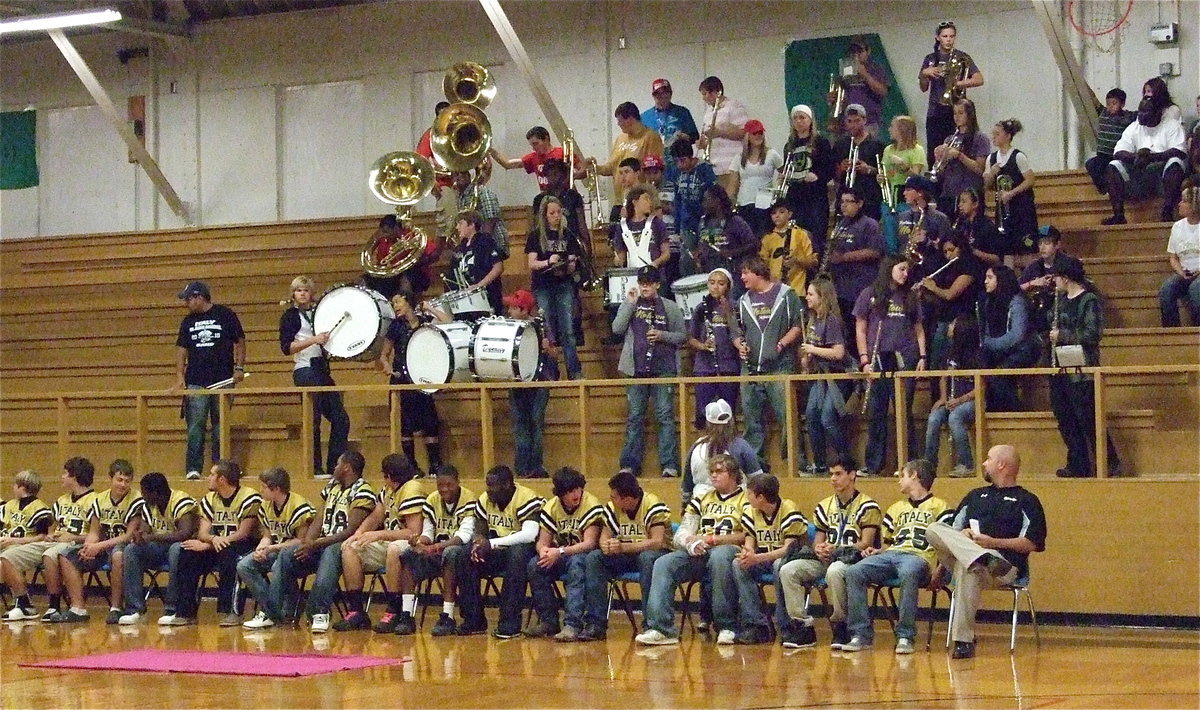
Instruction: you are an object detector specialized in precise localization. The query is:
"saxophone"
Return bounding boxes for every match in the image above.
[819,221,848,277]
[780,220,797,285]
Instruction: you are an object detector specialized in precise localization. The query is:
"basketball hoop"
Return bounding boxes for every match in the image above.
[1067,0,1134,54]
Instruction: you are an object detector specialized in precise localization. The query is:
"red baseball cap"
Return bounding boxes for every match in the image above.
[744,119,765,134]
[641,154,664,170]
[651,78,672,94]
[502,289,537,313]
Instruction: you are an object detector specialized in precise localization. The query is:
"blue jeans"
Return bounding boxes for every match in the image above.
[1159,274,1200,327]
[184,384,223,474]
[583,548,666,630]
[644,545,738,637]
[806,381,850,467]
[741,378,788,467]
[924,400,975,469]
[122,540,180,614]
[535,281,581,379]
[277,542,343,618]
[845,550,931,644]
[620,382,679,474]
[293,366,350,474]
[730,556,789,632]
[864,361,918,474]
[527,553,587,630]
[236,550,284,620]
[510,386,550,475]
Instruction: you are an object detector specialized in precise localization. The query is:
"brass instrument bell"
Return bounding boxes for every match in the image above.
[443,62,496,109]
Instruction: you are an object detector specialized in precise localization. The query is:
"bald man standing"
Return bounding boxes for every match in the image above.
[926,444,1046,659]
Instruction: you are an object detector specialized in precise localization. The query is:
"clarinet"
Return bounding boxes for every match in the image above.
[860,318,883,415]
[819,221,847,277]
[1050,286,1061,367]
[780,220,797,285]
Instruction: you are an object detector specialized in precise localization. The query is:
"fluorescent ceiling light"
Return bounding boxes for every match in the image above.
[0,8,122,35]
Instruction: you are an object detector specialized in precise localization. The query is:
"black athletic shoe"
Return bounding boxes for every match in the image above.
[492,624,522,640]
[951,641,976,659]
[393,611,417,636]
[734,625,772,645]
[431,613,458,637]
[781,621,816,649]
[456,619,487,636]
[830,621,850,650]
[578,623,607,641]
[372,611,402,634]
[332,611,370,632]
[1101,214,1126,226]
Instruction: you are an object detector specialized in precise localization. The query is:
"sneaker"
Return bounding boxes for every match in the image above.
[310,613,331,633]
[372,611,401,634]
[841,636,873,652]
[716,629,736,645]
[431,613,458,637]
[734,625,771,645]
[830,621,850,650]
[660,468,679,478]
[948,464,974,478]
[781,621,817,649]
[4,606,37,621]
[984,554,1015,580]
[456,619,487,636]
[635,629,679,646]
[53,609,90,623]
[186,471,201,480]
[156,613,177,625]
[218,613,241,627]
[577,624,607,642]
[117,611,143,625]
[895,638,916,655]
[492,625,522,640]
[694,620,711,633]
[162,616,195,626]
[1101,214,1126,226]
[951,640,976,659]
[392,611,417,636]
[313,469,332,480]
[552,626,579,642]
[105,609,122,625]
[332,610,370,631]
[524,621,560,638]
[41,609,65,623]
[243,612,275,629]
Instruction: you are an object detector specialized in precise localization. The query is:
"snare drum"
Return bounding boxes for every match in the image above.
[671,274,710,319]
[470,317,541,382]
[314,284,394,362]
[605,267,641,308]
[404,321,474,393]
[429,286,492,317]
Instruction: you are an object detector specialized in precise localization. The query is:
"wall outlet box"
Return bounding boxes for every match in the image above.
[1148,23,1177,43]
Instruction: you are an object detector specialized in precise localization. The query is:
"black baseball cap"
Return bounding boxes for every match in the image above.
[178,281,210,299]
[637,266,662,284]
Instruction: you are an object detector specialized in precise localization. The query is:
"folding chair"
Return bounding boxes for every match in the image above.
[945,569,1039,652]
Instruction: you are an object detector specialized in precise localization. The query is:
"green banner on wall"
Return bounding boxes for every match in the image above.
[1,110,39,190]
[784,34,910,132]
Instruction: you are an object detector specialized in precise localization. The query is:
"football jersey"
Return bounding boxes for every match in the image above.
[882,495,955,567]
[200,486,263,537]
[538,491,606,546]
[422,486,477,542]
[132,490,197,535]
[90,488,136,538]
[380,479,427,531]
[0,497,53,538]
[603,491,672,544]
[319,477,377,537]
[686,486,747,536]
[52,490,98,536]
[813,490,882,547]
[258,492,316,544]
[741,498,809,553]
[474,484,544,538]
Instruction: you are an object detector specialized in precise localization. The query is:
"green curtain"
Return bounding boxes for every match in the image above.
[1,110,39,190]
[784,34,909,132]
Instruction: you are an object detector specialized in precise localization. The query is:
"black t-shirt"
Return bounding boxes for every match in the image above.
[385,315,427,384]
[532,189,587,236]
[525,227,583,289]
[956,484,1047,577]
[450,234,503,313]
[176,303,245,386]
[931,254,982,322]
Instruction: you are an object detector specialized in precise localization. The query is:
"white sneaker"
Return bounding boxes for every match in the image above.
[895,638,915,654]
[186,471,201,480]
[716,629,736,645]
[117,612,143,625]
[841,636,873,652]
[243,611,275,629]
[4,605,37,621]
[634,629,678,646]
[311,613,330,633]
[948,465,975,478]
[157,614,177,625]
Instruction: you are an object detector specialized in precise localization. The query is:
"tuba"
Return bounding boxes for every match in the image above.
[431,63,495,222]
[443,62,496,109]
[364,151,436,277]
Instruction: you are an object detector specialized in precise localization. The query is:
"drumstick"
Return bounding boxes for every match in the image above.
[206,373,250,390]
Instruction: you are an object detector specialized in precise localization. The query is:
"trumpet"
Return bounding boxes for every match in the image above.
[844,140,860,189]
[995,174,1013,234]
[928,133,962,183]
[876,155,895,212]
[701,92,723,163]
[773,151,795,202]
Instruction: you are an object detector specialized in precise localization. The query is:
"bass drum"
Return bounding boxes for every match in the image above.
[313,285,394,362]
[470,317,541,381]
[403,321,474,393]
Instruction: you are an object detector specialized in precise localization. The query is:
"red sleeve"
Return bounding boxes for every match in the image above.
[415,130,432,158]
[521,152,540,174]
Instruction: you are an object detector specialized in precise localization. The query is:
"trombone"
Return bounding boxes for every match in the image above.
[701,92,724,163]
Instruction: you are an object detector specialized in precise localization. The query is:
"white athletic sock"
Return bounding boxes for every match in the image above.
[401,594,416,614]
[443,601,455,616]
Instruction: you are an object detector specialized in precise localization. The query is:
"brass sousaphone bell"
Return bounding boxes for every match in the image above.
[363,151,436,277]
[431,62,495,214]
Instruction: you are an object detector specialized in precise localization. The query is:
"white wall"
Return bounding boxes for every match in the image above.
[1,0,1196,239]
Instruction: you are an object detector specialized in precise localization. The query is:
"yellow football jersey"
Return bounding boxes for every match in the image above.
[537,491,605,546]
[603,491,672,544]
[319,477,377,536]
[686,486,747,536]
[474,484,544,538]
[133,490,197,535]
[258,492,316,544]
[90,488,136,538]
[0,497,53,538]
[200,485,263,537]
[381,479,427,531]
[423,486,477,543]
[882,495,955,567]
[741,499,809,553]
[813,490,882,547]
[52,490,98,536]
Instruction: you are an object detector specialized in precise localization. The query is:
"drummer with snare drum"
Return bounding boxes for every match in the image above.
[447,210,505,321]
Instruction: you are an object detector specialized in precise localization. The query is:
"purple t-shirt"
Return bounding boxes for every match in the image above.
[690,297,740,375]
[937,131,990,204]
[828,215,885,303]
[921,50,981,114]
[631,297,669,376]
[697,215,756,273]
[746,282,783,332]
[853,287,921,366]
[842,59,889,128]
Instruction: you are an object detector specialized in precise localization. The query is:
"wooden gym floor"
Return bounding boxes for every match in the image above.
[2,605,1196,709]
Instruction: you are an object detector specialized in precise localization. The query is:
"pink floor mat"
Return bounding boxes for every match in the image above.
[20,649,408,677]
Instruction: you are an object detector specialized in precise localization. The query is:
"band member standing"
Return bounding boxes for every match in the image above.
[801,278,855,474]
[952,187,1004,267]
[171,281,245,481]
[447,210,504,318]
[279,276,350,478]
[533,158,590,345]
[416,101,456,237]
[593,102,665,207]
[728,119,784,237]
[612,185,672,271]
[696,185,758,297]
[919,21,984,167]
[642,78,700,176]
[670,141,718,277]
[697,76,750,196]
[504,290,559,479]
[526,196,584,381]
[983,118,1040,256]
[451,170,509,259]
[490,126,570,192]
[759,200,817,297]
[782,105,836,258]
[839,38,891,136]
[687,268,743,426]
[1019,226,1083,343]
[834,104,886,220]
[827,188,885,361]
[932,98,990,216]
[882,116,927,207]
